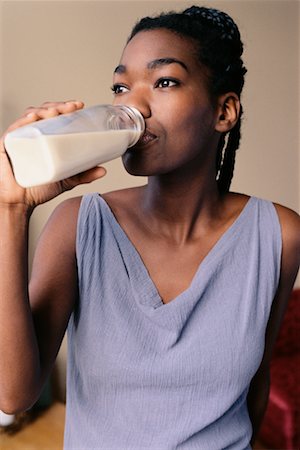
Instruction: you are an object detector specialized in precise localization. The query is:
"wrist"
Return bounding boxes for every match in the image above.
[0,202,34,220]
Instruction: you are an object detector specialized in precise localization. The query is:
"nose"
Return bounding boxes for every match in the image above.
[126,100,151,120]
[113,90,151,120]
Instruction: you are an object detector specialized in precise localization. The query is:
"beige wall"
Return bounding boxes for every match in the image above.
[1,1,299,399]
[1,0,299,207]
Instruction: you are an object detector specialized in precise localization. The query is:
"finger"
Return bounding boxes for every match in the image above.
[22,101,84,120]
[2,100,86,145]
[24,107,60,120]
[25,100,84,110]
[3,113,44,136]
[42,100,84,109]
[62,166,107,190]
[39,101,84,114]
[52,101,84,114]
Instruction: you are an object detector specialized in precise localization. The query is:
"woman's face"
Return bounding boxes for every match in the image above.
[112,29,221,177]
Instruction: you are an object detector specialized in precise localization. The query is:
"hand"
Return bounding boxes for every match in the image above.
[0,101,107,210]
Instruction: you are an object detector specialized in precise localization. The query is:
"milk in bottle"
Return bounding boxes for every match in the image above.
[4,105,145,188]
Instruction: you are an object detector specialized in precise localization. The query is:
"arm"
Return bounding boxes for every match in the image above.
[0,101,106,414]
[248,204,300,444]
[0,198,80,413]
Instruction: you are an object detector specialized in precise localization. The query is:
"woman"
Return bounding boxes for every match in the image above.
[0,6,299,449]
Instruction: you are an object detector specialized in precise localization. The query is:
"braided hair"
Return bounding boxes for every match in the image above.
[128,6,247,193]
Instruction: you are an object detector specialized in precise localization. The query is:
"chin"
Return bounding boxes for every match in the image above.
[122,150,176,177]
[122,153,155,177]
[123,165,154,177]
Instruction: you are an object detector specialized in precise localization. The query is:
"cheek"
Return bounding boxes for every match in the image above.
[166,103,216,149]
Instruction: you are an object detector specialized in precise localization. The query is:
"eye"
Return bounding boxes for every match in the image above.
[155,78,179,88]
[111,84,129,95]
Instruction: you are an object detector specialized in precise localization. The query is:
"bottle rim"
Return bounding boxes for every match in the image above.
[118,105,145,147]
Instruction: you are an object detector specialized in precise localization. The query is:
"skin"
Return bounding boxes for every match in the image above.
[0,29,299,445]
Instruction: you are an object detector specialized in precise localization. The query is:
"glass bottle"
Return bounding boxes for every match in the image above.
[4,104,145,187]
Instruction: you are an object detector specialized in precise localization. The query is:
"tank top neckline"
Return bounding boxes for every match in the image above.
[95,194,256,308]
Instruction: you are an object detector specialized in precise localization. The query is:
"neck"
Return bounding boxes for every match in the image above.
[141,170,224,243]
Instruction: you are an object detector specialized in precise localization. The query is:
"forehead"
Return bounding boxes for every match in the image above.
[118,29,199,69]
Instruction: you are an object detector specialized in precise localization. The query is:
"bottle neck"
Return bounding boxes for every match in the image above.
[118,106,145,146]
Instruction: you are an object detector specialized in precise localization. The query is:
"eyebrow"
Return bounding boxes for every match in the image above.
[114,58,189,74]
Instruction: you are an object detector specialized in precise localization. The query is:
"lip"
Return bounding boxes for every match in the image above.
[136,129,158,147]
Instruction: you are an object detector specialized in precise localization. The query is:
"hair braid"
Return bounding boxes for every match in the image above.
[217,119,241,193]
[217,105,243,193]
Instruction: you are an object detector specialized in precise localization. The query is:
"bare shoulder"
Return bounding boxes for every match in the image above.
[50,195,83,221]
[273,202,300,283]
[29,196,84,382]
[273,202,300,248]
[32,196,83,268]
[264,202,299,360]
[41,196,83,239]
[30,196,84,327]
[248,202,299,384]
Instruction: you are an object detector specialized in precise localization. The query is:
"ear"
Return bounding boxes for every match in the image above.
[215,93,240,133]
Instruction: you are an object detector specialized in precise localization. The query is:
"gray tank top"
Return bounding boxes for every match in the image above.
[64,193,281,450]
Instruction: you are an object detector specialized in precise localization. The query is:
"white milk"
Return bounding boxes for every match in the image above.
[5,129,139,188]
